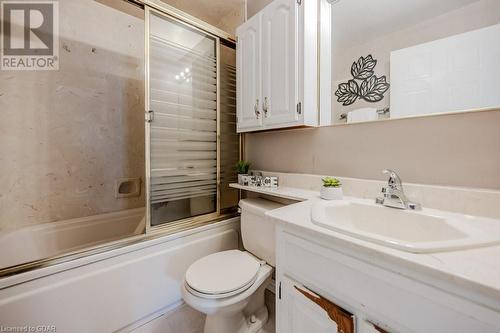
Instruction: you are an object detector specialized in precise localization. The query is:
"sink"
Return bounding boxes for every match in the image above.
[311,199,500,253]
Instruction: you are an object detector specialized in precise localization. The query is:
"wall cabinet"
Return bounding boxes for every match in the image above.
[236,13,262,130]
[236,0,331,132]
[276,226,500,333]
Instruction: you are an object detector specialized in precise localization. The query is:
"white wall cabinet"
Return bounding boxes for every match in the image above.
[236,0,331,133]
[276,226,500,333]
[236,13,262,131]
[261,0,297,127]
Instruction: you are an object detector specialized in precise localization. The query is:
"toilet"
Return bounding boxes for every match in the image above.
[182,198,284,333]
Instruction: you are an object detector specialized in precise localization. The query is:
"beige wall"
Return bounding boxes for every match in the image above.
[246,109,500,190]
[247,0,272,17]
[0,0,145,230]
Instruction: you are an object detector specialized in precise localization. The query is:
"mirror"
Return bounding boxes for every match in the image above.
[330,0,500,125]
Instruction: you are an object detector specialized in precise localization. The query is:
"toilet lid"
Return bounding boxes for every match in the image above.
[185,250,261,296]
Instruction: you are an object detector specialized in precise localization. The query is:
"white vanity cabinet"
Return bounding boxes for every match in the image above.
[279,275,355,333]
[236,0,331,132]
[275,225,500,333]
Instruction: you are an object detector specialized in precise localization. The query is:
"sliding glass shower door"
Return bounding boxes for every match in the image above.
[146,9,223,228]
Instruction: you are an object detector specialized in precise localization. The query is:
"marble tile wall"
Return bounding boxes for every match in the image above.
[0,0,145,230]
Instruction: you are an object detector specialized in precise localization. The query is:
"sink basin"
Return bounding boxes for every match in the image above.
[311,199,500,253]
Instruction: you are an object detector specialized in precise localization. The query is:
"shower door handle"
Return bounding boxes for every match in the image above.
[145,110,154,123]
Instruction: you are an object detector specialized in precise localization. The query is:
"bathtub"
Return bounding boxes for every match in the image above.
[0,216,240,332]
[0,208,145,269]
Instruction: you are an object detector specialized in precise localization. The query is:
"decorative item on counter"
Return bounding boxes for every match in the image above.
[247,170,262,187]
[320,177,343,200]
[245,173,279,188]
[235,160,251,185]
[262,176,279,188]
[248,171,259,187]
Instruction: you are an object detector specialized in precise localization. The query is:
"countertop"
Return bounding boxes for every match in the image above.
[259,190,500,311]
[229,183,317,201]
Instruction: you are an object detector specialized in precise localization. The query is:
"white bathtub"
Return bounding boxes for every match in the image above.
[0,217,240,333]
[0,208,145,269]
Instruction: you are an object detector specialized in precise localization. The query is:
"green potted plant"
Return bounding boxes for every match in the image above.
[235,160,251,185]
[321,177,343,200]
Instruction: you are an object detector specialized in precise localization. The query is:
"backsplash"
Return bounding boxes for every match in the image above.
[256,171,500,220]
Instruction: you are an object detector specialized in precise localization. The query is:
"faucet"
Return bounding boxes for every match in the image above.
[376,169,421,210]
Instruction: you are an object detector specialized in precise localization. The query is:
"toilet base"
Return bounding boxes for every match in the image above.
[204,305,268,333]
[202,275,271,333]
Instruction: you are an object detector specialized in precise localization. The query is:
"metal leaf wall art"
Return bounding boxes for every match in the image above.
[335,55,390,106]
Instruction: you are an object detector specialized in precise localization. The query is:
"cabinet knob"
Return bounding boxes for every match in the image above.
[263,97,269,117]
[254,99,261,119]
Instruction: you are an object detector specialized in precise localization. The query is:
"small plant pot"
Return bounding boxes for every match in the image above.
[238,174,249,186]
[320,186,343,200]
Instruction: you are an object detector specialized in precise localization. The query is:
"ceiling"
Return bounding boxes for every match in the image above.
[332,0,481,49]
[160,0,245,34]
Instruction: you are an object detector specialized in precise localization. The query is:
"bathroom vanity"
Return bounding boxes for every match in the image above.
[234,172,500,333]
[269,198,500,333]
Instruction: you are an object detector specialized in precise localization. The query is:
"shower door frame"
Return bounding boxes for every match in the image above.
[0,0,238,279]
[145,6,229,234]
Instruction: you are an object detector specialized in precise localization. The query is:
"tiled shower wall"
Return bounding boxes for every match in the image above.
[0,0,145,230]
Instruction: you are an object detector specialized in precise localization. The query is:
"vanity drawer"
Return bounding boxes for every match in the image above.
[277,230,500,333]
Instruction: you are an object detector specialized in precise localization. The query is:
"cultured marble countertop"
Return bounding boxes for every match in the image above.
[254,189,500,311]
[229,183,317,201]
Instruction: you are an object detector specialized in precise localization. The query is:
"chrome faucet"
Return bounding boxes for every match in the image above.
[376,169,421,210]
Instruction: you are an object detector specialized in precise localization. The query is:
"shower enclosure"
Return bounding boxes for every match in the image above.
[146,8,239,231]
[0,0,239,277]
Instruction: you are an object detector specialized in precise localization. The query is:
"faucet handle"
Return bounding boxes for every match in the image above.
[407,202,422,211]
[382,169,403,188]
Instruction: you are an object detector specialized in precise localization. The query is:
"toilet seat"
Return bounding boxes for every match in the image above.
[184,276,257,300]
[185,250,262,299]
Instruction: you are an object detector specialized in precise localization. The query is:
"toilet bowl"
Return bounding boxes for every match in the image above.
[182,198,284,333]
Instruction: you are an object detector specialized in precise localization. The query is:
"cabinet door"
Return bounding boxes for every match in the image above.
[261,0,299,128]
[278,276,355,333]
[236,14,262,132]
[360,320,392,333]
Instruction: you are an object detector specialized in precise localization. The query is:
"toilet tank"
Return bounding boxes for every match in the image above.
[239,198,284,267]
